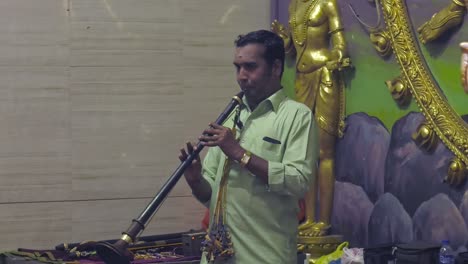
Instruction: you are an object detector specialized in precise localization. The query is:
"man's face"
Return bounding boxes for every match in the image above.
[233,44,280,104]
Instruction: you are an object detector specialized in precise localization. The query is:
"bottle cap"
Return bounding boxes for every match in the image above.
[442,240,450,245]
[304,253,311,264]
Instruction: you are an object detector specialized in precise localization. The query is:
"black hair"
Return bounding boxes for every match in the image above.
[234,29,285,76]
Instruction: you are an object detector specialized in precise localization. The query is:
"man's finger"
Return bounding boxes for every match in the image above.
[209,123,223,129]
[203,128,216,135]
[201,141,216,147]
[179,149,187,161]
[199,135,210,142]
[186,142,194,153]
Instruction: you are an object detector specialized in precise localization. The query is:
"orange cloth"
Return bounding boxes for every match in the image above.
[201,209,210,229]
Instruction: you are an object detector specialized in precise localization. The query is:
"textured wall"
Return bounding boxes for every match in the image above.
[0,0,270,249]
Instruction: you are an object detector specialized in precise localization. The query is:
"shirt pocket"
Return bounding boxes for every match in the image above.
[258,136,283,162]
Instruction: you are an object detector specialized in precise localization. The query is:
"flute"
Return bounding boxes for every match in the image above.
[95,91,244,264]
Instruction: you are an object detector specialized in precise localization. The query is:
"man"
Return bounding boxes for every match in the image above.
[179,30,318,264]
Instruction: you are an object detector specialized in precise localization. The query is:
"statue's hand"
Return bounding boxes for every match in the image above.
[417,4,465,44]
[271,20,287,37]
[326,57,352,71]
[271,20,291,48]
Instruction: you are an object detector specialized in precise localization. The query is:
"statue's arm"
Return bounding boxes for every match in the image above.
[326,0,350,68]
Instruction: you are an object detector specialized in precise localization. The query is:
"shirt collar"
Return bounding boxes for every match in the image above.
[267,88,286,112]
[242,88,286,113]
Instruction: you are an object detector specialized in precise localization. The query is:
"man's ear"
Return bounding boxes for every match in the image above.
[272,59,282,78]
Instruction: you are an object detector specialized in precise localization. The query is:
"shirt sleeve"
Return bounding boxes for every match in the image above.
[195,113,235,207]
[193,147,221,207]
[267,109,319,197]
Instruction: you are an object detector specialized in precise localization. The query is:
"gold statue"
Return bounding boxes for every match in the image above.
[418,0,467,44]
[272,0,350,238]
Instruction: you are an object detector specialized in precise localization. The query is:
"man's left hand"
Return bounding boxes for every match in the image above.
[199,123,243,161]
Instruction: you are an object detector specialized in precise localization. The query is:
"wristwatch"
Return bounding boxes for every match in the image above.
[239,150,252,167]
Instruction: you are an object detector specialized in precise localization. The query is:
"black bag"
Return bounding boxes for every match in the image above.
[364,243,395,264]
[456,252,468,264]
[394,241,440,264]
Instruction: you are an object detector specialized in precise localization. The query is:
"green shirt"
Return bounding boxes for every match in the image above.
[199,89,318,264]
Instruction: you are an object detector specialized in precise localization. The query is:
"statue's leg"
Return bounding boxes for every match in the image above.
[316,128,336,233]
[417,1,466,44]
[300,128,335,237]
[298,171,318,232]
[295,71,321,235]
[303,66,340,237]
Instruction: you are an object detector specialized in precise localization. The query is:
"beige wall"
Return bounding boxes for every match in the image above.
[0,0,270,249]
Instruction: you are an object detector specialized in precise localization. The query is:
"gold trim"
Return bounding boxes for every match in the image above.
[328,27,344,35]
[381,0,468,167]
[370,30,392,57]
[232,95,243,105]
[121,233,133,244]
[385,76,412,106]
[446,157,467,185]
[452,0,466,7]
[412,122,439,153]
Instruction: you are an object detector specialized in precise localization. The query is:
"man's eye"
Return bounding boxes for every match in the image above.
[245,64,256,70]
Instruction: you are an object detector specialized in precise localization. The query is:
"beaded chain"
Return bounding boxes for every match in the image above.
[202,106,242,263]
[291,0,320,46]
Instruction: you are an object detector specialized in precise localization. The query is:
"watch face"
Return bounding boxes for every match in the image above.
[240,151,251,167]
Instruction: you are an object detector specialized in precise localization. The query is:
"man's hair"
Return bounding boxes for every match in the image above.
[234,30,285,76]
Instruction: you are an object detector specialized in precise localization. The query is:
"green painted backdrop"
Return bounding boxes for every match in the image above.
[278,0,468,130]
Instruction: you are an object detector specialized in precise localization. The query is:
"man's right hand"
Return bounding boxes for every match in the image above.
[179,142,202,187]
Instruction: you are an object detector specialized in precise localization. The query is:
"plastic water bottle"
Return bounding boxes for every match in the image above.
[439,240,455,264]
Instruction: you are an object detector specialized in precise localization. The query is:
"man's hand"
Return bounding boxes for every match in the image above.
[199,123,244,162]
[179,142,202,186]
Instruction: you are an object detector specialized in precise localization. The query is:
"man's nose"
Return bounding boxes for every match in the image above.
[237,68,248,81]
